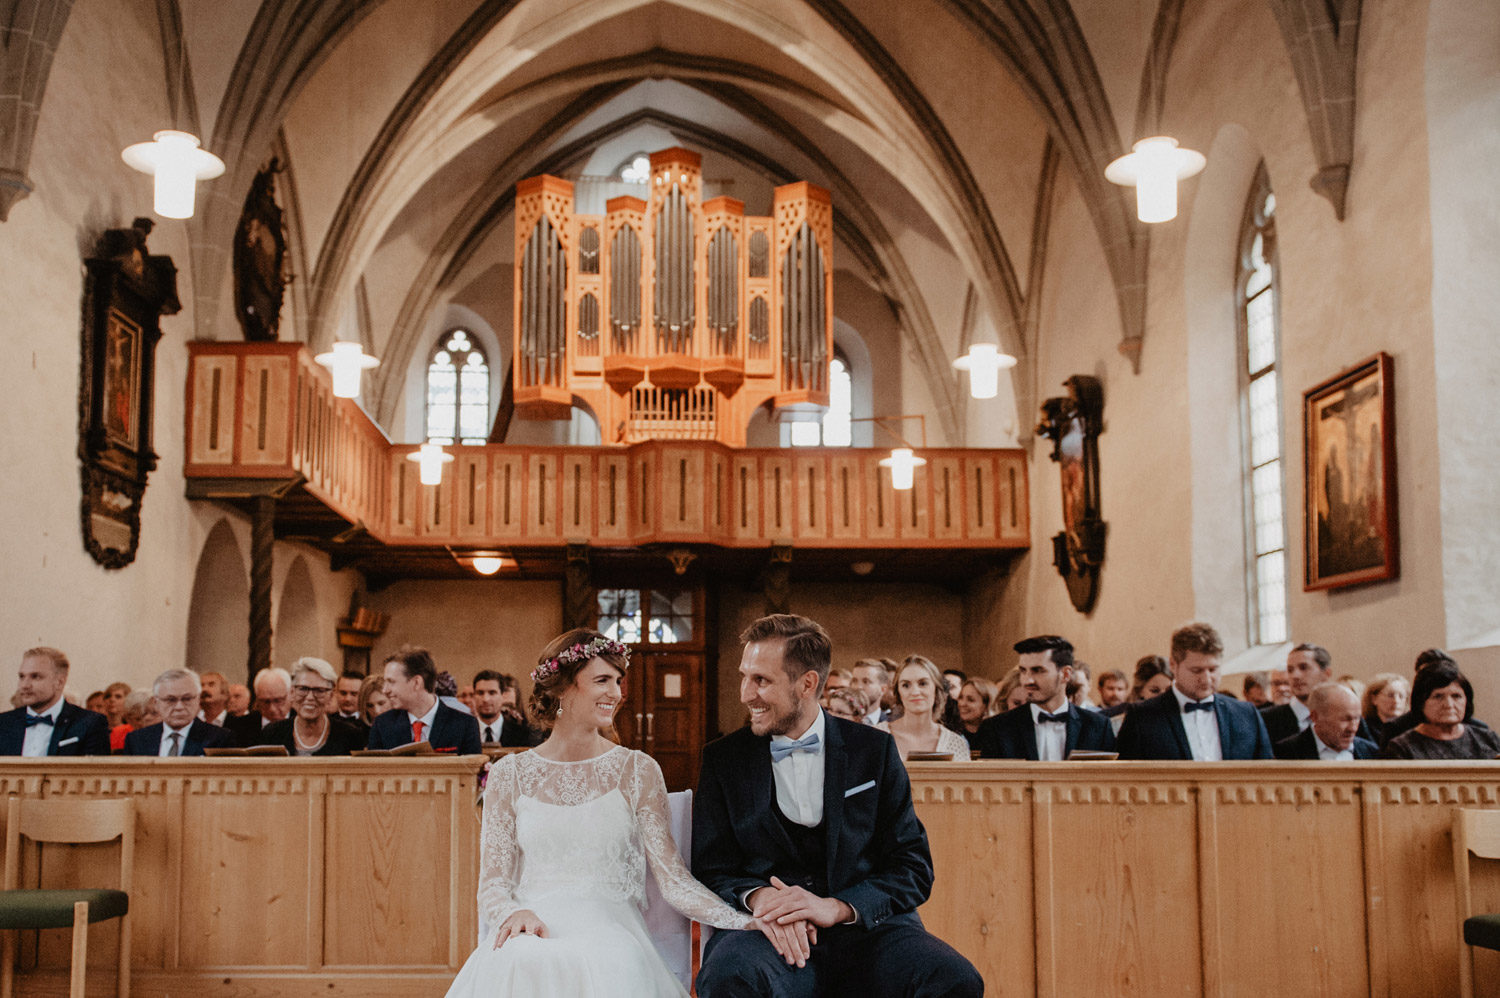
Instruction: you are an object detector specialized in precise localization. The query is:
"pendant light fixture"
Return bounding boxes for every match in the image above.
[952,343,1017,400]
[121,20,224,219]
[878,447,927,491]
[314,341,380,398]
[407,442,454,486]
[1105,136,1206,223]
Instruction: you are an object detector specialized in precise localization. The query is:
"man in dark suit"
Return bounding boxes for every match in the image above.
[225,667,293,747]
[850,659,895,724]
[0,647,110,756]
[1261,644,1333,744]
[331,669,370,738]
[693,614,982,998]
[1274,683,1379,760]
[471,670,532,747]
[976,635,1115,761]
[122,669,234,756]
[1116,622,1274,761]
[367,646,482,754]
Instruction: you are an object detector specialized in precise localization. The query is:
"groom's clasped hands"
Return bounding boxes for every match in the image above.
[745,875,856,968]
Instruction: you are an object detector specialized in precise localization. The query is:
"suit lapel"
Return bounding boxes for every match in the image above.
[0,713,24,755]
[821,717,846,885]
[1020,711,1039,760]
[1162,696,1192,759]
[751,736,801,862]
[46,705,71,753]
[184,720,203,756]
[1214,698,1236,758]
[1063,705,1080,757]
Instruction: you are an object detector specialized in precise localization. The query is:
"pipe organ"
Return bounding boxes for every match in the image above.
[512,148,834,446]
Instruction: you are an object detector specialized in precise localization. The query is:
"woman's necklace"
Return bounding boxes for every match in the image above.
[293,716,329,752]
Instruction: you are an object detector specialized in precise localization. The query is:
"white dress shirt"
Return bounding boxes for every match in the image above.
[770,709,826,827]
[1030,702,1068,761]
[158,723,193,757]
[1290,698,1312,731]
[1313,732,1353,761]
[21,699,65,758]
[199,710,226,726]
[1172,687,1223,761]
[479,715,504,744]
[407,699,440,741]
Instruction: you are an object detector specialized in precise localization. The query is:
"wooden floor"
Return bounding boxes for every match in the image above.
[3,758,1499,996]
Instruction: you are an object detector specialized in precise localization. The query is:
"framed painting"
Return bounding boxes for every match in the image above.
[1303,352,1398,590]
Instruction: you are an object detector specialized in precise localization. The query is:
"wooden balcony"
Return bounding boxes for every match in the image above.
[184,344,1029,582]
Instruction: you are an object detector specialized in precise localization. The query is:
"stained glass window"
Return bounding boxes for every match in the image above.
[425,329,490,445]
[1236,167,1286,645]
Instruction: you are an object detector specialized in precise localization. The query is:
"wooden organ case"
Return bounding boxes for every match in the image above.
[512,148,833,445]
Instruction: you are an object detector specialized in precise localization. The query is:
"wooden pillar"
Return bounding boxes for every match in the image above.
[247,495,275,685]
[564,543,594,630]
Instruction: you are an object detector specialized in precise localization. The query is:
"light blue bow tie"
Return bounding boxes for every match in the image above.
[770,731,820,762]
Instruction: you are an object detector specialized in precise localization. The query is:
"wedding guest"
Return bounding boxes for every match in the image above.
[473,670,532,746]
[1377,649,1472,747]
[1241,671,1270,707]
[1267,669,1293,706]
[259,657,364,756]
[941,669,966,702]
[367,646,482,753]
[824,687,868,723]
[997,667,1028,711]
[976,636,1114,761]
[849,659,894,724]
[457,683,476,712]
[227,683,251,716]
[332,670,368,736]
[955,677,999,751]
[85,691,107,714]
[0,648,110,756]
[1274,684,1378,760]
[1096,669,1127,709]
[227,667,292,746]
[1381,663,1500,760]
[1362,673,1409,746]
[876,656,970,761]
[357,674,388,724]
[1130,656,1174,702]
[1068,661,1096,710]
[199,671,230,726]
[103,681,131,727]
[1262,644,1333,744]
[109,690,159,753]
[122,669,233,756]
[820,667,852,709]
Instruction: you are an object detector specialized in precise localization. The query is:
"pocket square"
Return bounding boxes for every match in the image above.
[57,737,78,747]
[844,779,876,798]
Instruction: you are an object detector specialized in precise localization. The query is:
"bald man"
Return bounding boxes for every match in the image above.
[1273,683,1378,760]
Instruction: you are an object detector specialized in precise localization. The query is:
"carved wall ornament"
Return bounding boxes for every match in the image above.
[1035,375,1105,613]
[233,159,288,341]
[77,218,179,568]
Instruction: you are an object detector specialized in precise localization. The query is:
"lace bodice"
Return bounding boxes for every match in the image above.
[876,721,972,761]
[477,746,751,934]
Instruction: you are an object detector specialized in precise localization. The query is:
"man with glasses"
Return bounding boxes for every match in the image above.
[123,669,233,756]
[227,666,293,747]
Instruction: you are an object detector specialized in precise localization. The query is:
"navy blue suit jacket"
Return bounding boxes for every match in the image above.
[122,719,234,756]
[1273,727,1379,760]
[973,702,1116,760]
[692,716,933,929]
[366,700,482,754]
[0,703,110,756]
[1115,689,1273,760]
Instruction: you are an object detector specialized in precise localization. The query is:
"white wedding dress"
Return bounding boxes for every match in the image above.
[446,745,751,998]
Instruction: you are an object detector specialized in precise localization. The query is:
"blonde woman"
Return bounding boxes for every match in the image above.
[876,656,970,761]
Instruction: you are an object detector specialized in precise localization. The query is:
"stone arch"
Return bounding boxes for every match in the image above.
[274,554,323,666]
[185,518,250,679]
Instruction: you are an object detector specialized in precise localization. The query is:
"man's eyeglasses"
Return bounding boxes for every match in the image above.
[155,695,199,707]
[291,685,334,699]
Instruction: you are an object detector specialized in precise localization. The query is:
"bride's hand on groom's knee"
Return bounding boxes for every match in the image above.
[756,876,852,929]
[493,910,548,948]
[746,914,814,968]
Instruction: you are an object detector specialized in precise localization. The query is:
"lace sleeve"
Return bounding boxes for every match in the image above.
[939,726,971,760]
[476,756,523,929]
[628,753,752,930]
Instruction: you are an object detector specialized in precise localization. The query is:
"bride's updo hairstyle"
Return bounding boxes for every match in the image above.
[528,627,630,731]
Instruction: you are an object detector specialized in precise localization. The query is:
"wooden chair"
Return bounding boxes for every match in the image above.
[1454,807,1500,998]
[0,797,133,998]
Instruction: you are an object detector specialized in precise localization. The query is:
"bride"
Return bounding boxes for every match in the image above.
[446,629,777,998]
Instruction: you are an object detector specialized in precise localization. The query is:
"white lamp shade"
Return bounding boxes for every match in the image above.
[470,556,504,575]
[878,447,926,491]
[406,442,454,486]
[952,343,1018,400]
[121,130,225,220]
[1104,136,1206,224]
[314,341,380,398]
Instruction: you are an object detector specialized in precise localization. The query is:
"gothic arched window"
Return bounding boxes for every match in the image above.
[787,353,852,447]
[1236,165,1287,645]
[425,329,490,445]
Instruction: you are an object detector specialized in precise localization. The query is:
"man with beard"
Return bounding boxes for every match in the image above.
[692,614,982,997]
[974,635,1114,761]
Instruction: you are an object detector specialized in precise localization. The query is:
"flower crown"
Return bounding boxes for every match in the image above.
[530,636,630,683]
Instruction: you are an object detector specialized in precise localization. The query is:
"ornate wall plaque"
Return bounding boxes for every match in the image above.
[78,218,179,567]
[1036,375,1106,613]
[233,160,287,342]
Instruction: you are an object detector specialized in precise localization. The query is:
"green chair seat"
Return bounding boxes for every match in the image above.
[1465,914,1500,951]
[0,889,129,930]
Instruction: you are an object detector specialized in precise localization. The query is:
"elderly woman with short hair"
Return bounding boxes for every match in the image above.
[258,657,366,756]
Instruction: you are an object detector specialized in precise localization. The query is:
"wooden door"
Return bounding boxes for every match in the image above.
[635,651,704,791]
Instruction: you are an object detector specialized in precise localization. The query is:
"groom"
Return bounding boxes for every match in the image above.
[692,614,983,997]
